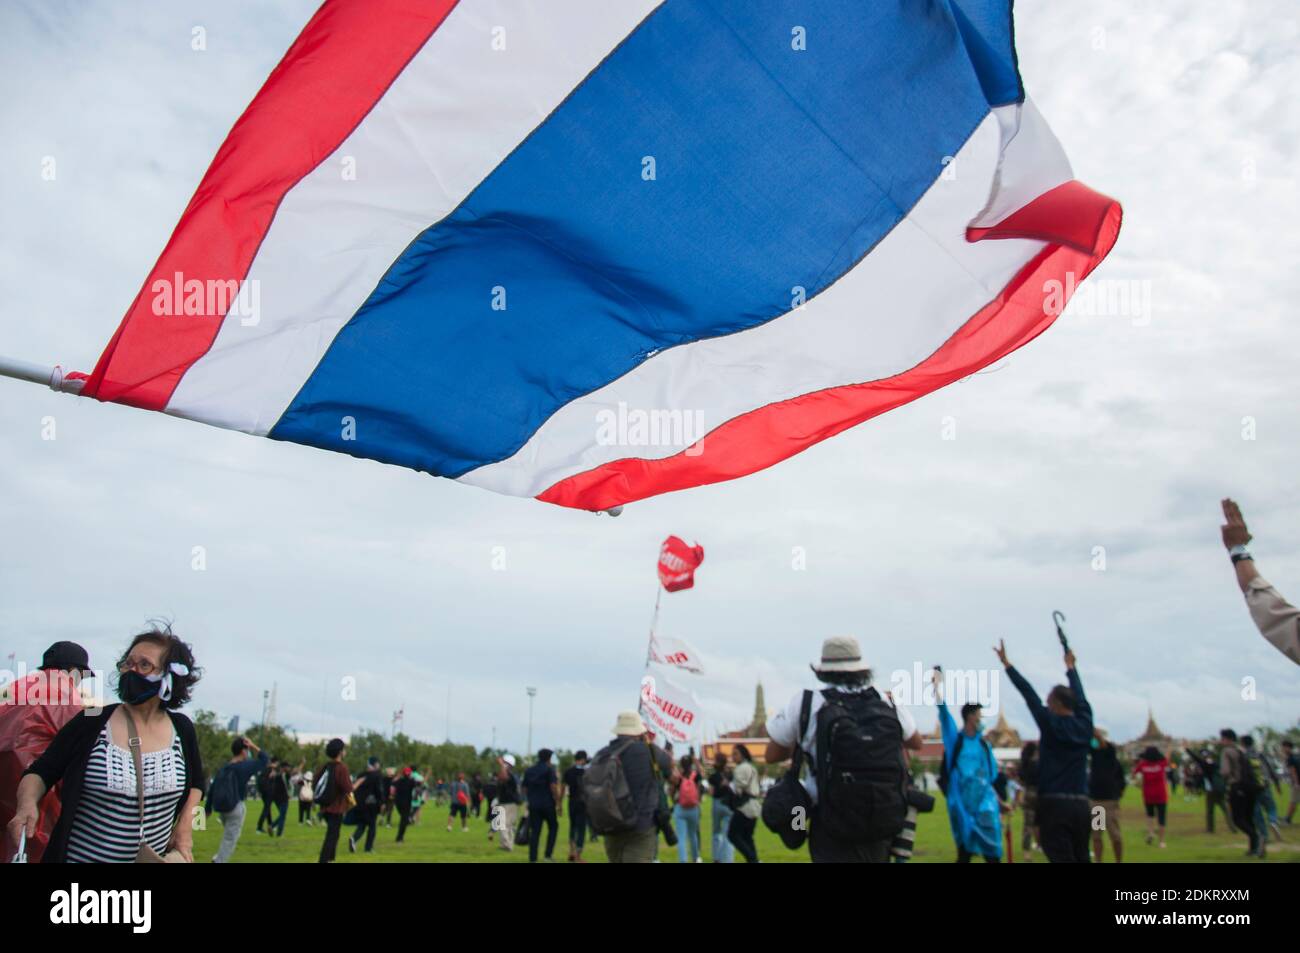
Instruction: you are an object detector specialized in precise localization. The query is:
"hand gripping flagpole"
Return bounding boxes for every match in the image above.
[0,356,84,394]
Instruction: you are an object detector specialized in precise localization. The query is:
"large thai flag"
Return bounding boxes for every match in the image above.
[79,0,1120,510]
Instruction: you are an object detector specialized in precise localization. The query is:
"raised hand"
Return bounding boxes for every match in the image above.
[993,639,1009,667]
[1221,498,1252,549]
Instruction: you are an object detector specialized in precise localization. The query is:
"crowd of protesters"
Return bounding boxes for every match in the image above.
[2,498,1298,864]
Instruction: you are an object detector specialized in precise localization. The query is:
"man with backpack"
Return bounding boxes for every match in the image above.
[561,750,589,862]
[447,770,472,832]
[1088,728,1126,862]
[935,671,1006,862]
[315,738,354,863]
[1241,735,1281,855]
[764,637,922,863]
[584,711,675,863]
[1220,729,1261,856]
[205,736,267,863]
[996,640,1094,862]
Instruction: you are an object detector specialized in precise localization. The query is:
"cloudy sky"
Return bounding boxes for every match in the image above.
[1,1,1297,755]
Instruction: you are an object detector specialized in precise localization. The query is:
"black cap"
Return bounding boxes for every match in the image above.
[41,641,90,673]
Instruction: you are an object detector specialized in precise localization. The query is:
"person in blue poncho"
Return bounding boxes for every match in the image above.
[934,669,1005,862]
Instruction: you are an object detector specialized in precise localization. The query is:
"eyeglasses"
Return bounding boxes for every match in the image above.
[117,656,158,676]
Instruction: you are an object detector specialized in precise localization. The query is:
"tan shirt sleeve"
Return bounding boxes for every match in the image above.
[1244,575,1300,666]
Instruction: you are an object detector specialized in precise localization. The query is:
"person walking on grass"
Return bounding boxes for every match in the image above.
[470,770,484,819]
[936,683,1003,863]
[205,736,267,863]
[316,738,353,863]
[1221,729,1262,858]
[1242,736,1283,847]
[727,745,762,863]
[671,754,704,863]
[1133,745,1169,850]
[708,752,734,863]
[585,711,676,863]
[1191,746,1235,834]
[523,749,560,862]
[393,766,416,843]
[995,639,1093,862]
[1088,728,1125,862]
[348,757,383,853]
[1283,740,1300,824]
[447,771,471,832]
[1019,740,1040,853]
[269,757,292,837]
[379,767,396,827]
[765,637,922,863]
[256,758,277,834]
[294,766,315,825]
[561,751,589,862]
[494,754,523,852]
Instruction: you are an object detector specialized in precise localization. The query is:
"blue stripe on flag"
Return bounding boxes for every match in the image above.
[271,0,999,478]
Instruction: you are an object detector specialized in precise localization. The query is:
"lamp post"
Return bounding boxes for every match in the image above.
[526,687,537,757]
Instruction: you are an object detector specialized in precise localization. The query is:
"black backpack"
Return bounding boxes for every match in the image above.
[209,764,241,814]
[583,739,639,834]
[313,763,339,808]
[814,688,907,843]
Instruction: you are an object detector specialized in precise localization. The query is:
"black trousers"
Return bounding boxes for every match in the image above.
[1229,787,1260,852]
[395,804,412,842]
[319,814,343,863]
[809,818,890,863]
[1036,795,1091,863]
[352,807,378,851]
[257,797,273,830]
[298,801,312,823]
[728,812,760,863]
[569,802,588,849]
[529,803,559,861]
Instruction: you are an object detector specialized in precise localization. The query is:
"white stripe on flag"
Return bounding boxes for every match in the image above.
[167,0,663,434]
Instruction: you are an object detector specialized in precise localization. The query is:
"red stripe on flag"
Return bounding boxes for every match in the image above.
[537,181,1122,510]
[81,0,460,408]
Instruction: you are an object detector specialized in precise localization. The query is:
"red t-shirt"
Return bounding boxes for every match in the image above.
[1134,758,1169,804]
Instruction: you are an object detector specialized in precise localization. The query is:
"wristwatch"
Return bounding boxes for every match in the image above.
[1229,543,1253,564]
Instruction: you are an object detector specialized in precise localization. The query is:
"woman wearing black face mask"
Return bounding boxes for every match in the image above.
[7,625,205,863]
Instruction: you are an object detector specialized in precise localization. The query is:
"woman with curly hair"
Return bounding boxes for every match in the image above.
[7,624,206,862]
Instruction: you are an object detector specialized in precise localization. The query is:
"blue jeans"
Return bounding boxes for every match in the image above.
[711,799,734,863]
[1256,787,1278,843]
[272,800,288,836]
[673,804,701,863]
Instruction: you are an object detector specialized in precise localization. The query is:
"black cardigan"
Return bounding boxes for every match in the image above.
[23,704,206,863]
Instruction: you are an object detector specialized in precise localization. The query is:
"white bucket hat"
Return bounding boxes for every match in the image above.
[611,710,648,736]
[501,754,517,767]
[811,636,871,676]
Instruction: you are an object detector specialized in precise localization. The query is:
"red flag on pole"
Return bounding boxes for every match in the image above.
[658,536,704,592]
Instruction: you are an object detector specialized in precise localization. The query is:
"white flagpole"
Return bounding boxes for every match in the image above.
[638,584,663,718]
[0,355,84,393]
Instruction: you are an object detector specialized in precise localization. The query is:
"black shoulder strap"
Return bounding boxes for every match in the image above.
[791,689,813,775]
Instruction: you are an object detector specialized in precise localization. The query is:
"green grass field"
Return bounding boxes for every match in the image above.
[195,788,1300,863]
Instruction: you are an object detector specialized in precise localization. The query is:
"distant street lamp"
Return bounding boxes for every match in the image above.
[526,687,537,757]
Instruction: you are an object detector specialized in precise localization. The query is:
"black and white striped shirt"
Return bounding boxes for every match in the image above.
[65,723,187,863]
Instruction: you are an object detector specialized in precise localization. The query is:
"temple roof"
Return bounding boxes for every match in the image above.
[1137,707,1170,741]
[984,710,1022,748]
